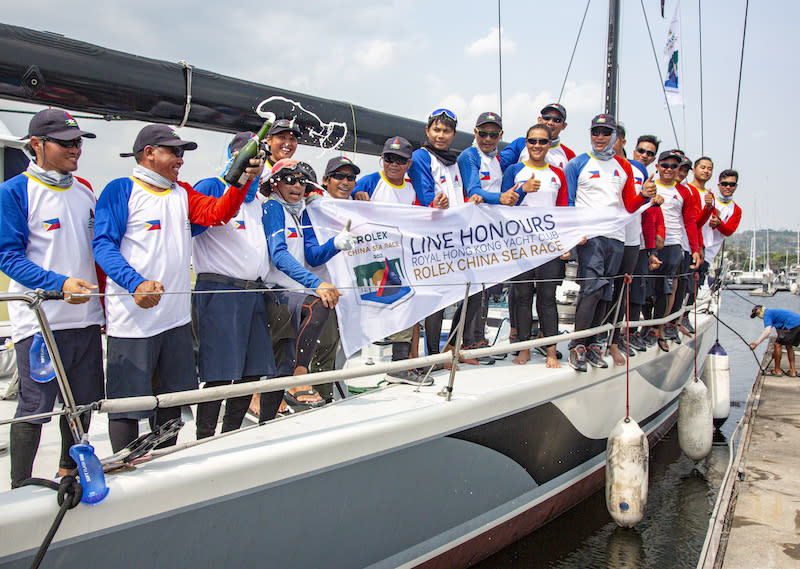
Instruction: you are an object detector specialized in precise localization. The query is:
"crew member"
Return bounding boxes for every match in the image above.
[191,132,280,439]
[93,124,263,452]
[501,124,568,368]
[563,114,655,371]
[261,160,355,407]
[0,109,103,487]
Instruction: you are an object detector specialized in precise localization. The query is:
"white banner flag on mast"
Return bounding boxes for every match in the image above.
[664,0,683,106]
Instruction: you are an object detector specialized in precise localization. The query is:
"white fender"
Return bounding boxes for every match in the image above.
[606,417,649,527]
[678,377,713,461]
[700,341,731,426]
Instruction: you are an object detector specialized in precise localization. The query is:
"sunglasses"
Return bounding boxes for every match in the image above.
[719,181,738,188]
[658,162,679,170]
[635,147,656,157]
[154,145,185,158]
[541,115,564,124]
[428,108,457,125]
[476,130,501,139]
[590,127,613,136]
[383,154,409,165]
[43,137,82,149]
[279,174,308,186]
[330,172,356,181]
[526,137,550,146]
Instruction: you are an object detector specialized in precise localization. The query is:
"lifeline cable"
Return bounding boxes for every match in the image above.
[730,0,750,168]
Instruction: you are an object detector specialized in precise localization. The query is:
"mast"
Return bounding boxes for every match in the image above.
[604,0,621,115]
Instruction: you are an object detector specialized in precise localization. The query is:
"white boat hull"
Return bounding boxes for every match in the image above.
[0,312,715,569]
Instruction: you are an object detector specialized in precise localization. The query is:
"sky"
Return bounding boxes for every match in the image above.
[0,0,795,230]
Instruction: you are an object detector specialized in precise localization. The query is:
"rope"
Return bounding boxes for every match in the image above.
[693,272,699,379]
[177,60,193,129]
[639,0,681,148]
[558,0,592,104]
[730,0,750,168]
[347,102,357,153]
[19,474,83,569]
[698,0,705,155]
[497,0,504,117]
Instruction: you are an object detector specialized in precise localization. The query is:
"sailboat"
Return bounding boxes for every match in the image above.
[0,7,723,569]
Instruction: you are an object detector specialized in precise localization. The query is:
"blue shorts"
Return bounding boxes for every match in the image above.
[576,236,624,302]
[192,277,276,382]
[106,323,197,420]
[14,325,104,424]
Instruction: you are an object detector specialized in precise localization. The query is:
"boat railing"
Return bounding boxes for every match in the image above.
[0,289,715,422]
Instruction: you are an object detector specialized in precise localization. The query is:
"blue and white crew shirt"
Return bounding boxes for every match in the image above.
[191,177,269,281]
[0,172,104,342]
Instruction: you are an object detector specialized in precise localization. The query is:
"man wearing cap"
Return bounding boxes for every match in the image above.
[322,155,360,200]
[304,155,361,401]
[189,132,282,438]
[0,109,104,487]
[93,124,264,452]
[502,104,576,170]
[264,119,300,170]
[644,150,701,352]
[563,113,655,372]
[750,305,800,377]
[457,112,517,205]
[353,137,452,383]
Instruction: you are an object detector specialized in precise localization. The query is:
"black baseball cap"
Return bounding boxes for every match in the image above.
[229,131,256,154]
[750,305,763,319]
[382,136,413,159]
[120,124,198,157]
[475,111,502,129]
[324,156,361,177]
[541,103,567,120]
[658,150,683,163]
[25,108,96,141]
[267,119,301,137]
[590,113,616,130]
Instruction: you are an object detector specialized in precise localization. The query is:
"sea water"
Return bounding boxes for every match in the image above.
[474,289,799,568]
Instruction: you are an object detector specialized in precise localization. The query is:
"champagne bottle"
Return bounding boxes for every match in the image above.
[223,117,273,188]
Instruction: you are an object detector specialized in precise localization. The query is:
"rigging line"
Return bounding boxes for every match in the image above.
[558,0,592,104]
[639,0,681,148]
[698,0,705,155]
[498,0,504,117]
[730,0,750,168]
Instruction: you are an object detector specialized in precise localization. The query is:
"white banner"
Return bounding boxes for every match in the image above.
[664,0,683,105]
[306,200,642,356]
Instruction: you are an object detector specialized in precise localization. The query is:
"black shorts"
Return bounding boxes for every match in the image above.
[576,236,624,301]
[776,325,800,347]
[14,325,104,424]
[105,323,197,420]
[651,244,683,296]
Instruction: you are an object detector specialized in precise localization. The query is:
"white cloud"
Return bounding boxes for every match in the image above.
[559,80,603,114]
[465,27,516,57]
[354,40,395,69]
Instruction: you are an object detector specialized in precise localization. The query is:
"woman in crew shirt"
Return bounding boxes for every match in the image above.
[261,160,356,407]
[501,124,569,368]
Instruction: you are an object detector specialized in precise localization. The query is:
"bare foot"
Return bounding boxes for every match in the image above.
[288,386,324,405]
[512,349,530,365]
[772,368,784,376]
[545,355,561,368]
[248,393,261,415]
[608,344,626,366]
[277,398,289,414]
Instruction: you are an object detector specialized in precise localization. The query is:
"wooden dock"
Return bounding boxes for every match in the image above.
[701,344,800,568]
